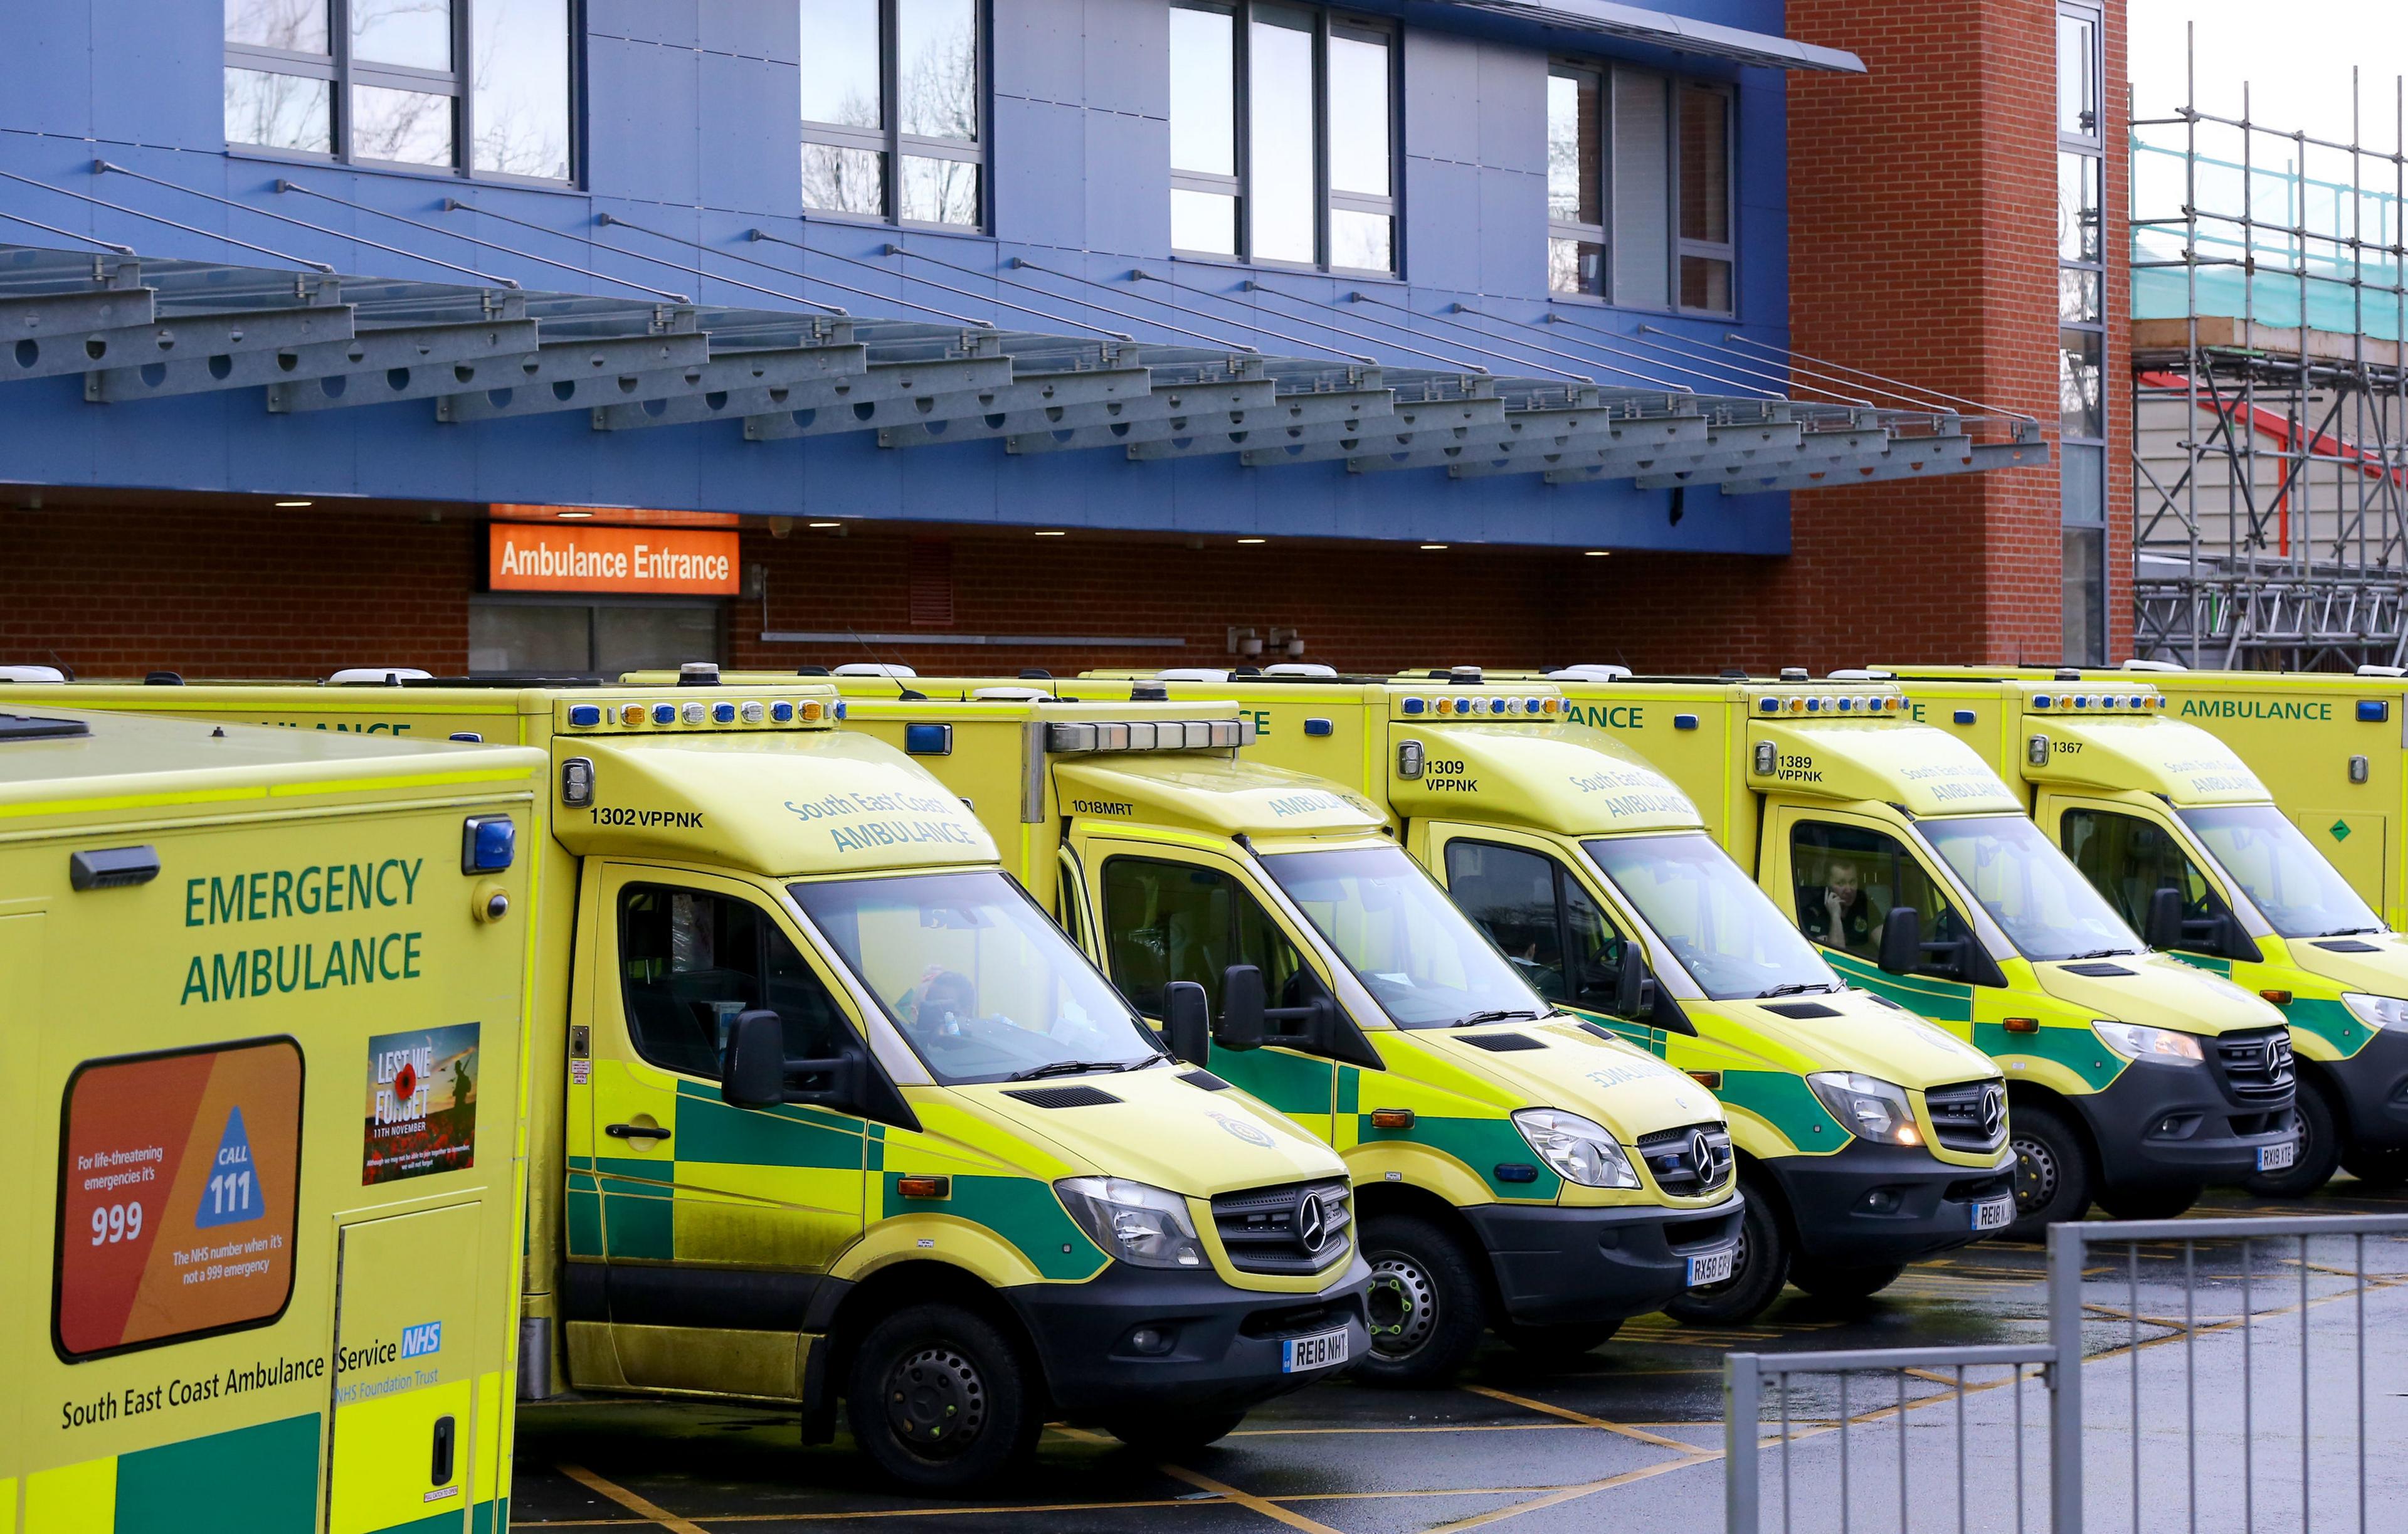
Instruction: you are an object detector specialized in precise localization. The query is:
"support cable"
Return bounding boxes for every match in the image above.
[1234,280,1496,374]
[1346,287,1691,390]
[428,198,696,301]
[0,166,330,272]
[1121,268,1375,362]
[1003,255,1257,351]
[1718,332,2034,423]
[92,161,512,286]
[0,211,133,255]
[584,212,847,315]
[873,243,1161,342]
[1627,324,1872,406]
[743,228,996,328]
[272,179,693,302]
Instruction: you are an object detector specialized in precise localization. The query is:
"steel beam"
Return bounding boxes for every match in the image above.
[0,285,164,381]
[1444,414,1709,479]
[1003,384,1385,457]
[879,371,1264,448]
[1134,388,1396,462]
[1636,427,1913,491]
[60,304,359,402]
[743,360,1144,441]
[86,317,541,403]
[1694,435,2047,494]
[1213,393,1502,469]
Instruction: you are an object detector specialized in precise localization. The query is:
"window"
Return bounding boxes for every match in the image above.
[223,0,574,180]
[799,0,983,227]
[1920,814,2140,963]
[1168,3,1397,273]
[2177,805,2385,941]
[2057,3,2107,663]
[616,885,853,1081]
[1259,844,1546,1028]
[1789,821,1975,979]
[1100,856,1311,1017]
[1442,840,1624,1011]
[1546,62,1733,314]
[2059,808,2229,941]
[468,597,722,675]
[1583,832,1837,1001]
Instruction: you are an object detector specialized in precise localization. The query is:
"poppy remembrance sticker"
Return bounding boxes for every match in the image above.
[362,1024,480,1184]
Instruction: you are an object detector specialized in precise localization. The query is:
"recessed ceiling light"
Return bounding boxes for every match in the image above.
[1420,543,1448,551]
[555,510,594,519]
[275,499,312,507]
[808,521,842,528]
[1034,529,1067,537]
[1585,549,1611,556]
[1237,537,1267,545]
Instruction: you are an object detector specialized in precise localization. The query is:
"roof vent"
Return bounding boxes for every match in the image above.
[1018,669,1053,680]
[2356,664,2407,678]
[0,665,66,683]
[2123,659,2187,672]
[1264,662,1337,678]
[1547,665,1632,682]
[0,712,90,742]
[329,667,431,686]
[1131,681,1170,702]
[795,665,832,676]
[1778,667,1809,682]
[145,671,185,686]
[678,662,721,686]
[973,686,1049,701]
[835,662,916,678]
[2054,668,2083,681]
[1829,668,1893,681]
[1159,668,1232,683]
[1449,665,1484,685]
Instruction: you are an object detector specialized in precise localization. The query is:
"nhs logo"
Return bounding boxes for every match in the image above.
[400,1322,443,1359]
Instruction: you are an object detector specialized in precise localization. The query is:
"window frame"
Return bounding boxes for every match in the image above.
[223,0,582,186]
[2057,0,2108,665]
[612,879,856,1084]
[1438,835,1626,1014]
[1545,56,1736,317]
[1167,0,1400,277]
[798,0,990,232]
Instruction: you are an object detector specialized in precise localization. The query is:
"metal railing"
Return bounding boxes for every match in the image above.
[1724,1213,2408,1533]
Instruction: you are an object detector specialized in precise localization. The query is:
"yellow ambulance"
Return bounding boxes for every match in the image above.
[701,674,1745,1382]
[3,705,542,1534]
[1008,666,2012,1323]
[1885,664,2408,1191]
[6,679,1369,1491]
[1519,669,2298,1234]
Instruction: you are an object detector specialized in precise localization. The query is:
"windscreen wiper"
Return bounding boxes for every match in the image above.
[1008,1059,1134,1081]
[2061,948,2138,961]
[1454,1008,1544,1027]
[1757,981,1842,998]
[2316,926,2385,938]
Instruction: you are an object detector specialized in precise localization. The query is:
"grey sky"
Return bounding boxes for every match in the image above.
[2131,0,2408,144]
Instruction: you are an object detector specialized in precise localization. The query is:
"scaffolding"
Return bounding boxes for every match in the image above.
[2130,44,2408,670]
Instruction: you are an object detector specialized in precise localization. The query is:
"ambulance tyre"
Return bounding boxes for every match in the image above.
[1496,1318,1622,1362]
[2245,1077,2340,1198]
[2004,1099,2094,1242]
[2342,1143,2408,1188]
[1786,1259,1908,1303]
[1358,1213,1488,1387]
[1109,1411,1249,1456]
[847,1304,1041,1492]
[1664,1182,1787,1326]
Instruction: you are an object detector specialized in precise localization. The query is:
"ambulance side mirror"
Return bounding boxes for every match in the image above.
[2145,887,2184,951]
[721,1011,789,1108]
[1878,907,1923,976]
[1163,981,1213,1067]
[1215,965,1268,1050]
[1614,952,1653,1017]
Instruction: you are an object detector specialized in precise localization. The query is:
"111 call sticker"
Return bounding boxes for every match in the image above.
[55,1039,303,1359]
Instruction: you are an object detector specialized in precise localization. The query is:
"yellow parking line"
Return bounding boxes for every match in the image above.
[1461,1385,1696,1452]
[1230,1422,1587,1437]
[554,1465,712,1534]
[1418,1453,1721,1532]
[1159,1466,1345,1534]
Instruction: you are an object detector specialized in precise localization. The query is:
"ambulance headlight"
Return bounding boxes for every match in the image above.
[2091,1020,2205,1064]
[2343,994,2408,1031]
[1055,1177,1206,1269]
[1511,1109,1639,1188]
[1807,1072,1921,1145]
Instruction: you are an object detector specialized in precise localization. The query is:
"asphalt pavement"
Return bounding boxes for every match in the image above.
[511,1180,2407,1534]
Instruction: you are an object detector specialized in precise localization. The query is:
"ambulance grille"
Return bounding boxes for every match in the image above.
[1179,1069,1233,1092]
[2061,961,2136,977]
[1924,1079,2010,1152]
[1212,1179,1353,1276]
[1763,1002,1842,1020]
[1460,1033,1547,1052]
[2212,1029,2295,1103]
[1001,1084,1124,1109]
[1635,1123,1734,1195]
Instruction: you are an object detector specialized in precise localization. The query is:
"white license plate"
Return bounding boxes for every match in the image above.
[2258,1139,2298,1172]
[1972,1193,2015,1232]
[1282,1326,1349,1373]
[1685,1247,1738,1287]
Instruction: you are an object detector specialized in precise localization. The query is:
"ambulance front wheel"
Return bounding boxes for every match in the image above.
[1662,1185,1787,1326]
[2004,1099,2094,1242]
[847,1303,1042,1492]
[1356,1214,1488,1387]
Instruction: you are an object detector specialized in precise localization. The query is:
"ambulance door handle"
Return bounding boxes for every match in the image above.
[606,1123,671,1143]
[430,1414,455,1485]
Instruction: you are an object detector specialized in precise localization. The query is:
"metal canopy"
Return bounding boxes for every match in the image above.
[1408,1,1866,73]
[0,242,2039,506]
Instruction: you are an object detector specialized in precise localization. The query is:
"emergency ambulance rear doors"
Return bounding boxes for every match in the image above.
[568,859,869,1400]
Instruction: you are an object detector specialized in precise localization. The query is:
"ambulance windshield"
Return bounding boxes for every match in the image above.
[1920,814,2143,961]
[2180,804,2386,939]
[1260,843,1553,1029]
[1583,832,1840,1000]
[793,870,1166,1086]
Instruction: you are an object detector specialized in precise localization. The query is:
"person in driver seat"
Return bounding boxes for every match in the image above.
[901,967,980,1037]
[1801,856,1880,959]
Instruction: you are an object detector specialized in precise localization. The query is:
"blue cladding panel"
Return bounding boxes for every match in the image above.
[0,0,1797,553]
